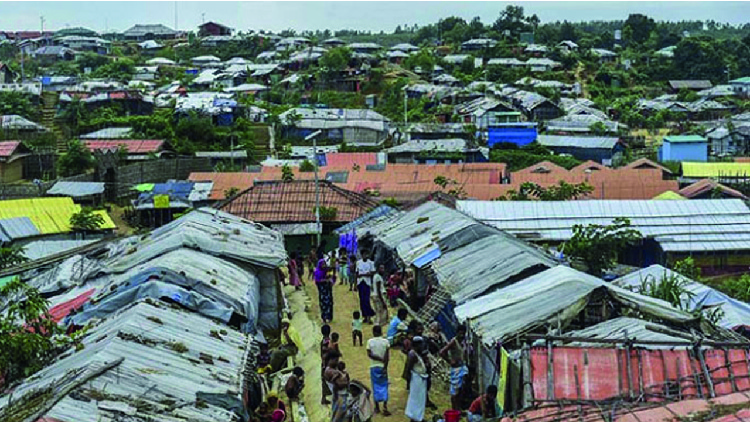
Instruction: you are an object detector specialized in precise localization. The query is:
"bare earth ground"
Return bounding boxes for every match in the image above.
[294,277,453,422]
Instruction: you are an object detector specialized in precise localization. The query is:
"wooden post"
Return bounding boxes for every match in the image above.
[689,348,705,399]
[624,333,634,400]
[546,338,554,401]
[616,347,623,397]
[696,347,716,398]
[637,349,645,397]
[660,350,670,399]
[725,349,738,393]
[675,357,682,401]
[522,343,534,409]
[573,364,583,422]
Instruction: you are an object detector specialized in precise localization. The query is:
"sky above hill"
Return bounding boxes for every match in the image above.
[1,2,748,33]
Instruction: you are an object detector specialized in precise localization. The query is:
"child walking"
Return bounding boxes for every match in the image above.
[352,311,364,346]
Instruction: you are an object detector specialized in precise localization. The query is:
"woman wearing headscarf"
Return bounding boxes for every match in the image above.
[404,336,431,422]
[288,252,302,290]
[314,255,334,323]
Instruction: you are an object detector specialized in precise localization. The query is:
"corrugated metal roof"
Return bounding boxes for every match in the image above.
[664,135,707,143]
[79,127,133,139]
[22,238,99,261]
[669,80,712,90]
[78,247,262,325]
[334,205,396,234]
[324,152,380,168]
[682,162,750,178]
[47,181,105,197]
[431,229,555,304]
[1,114,47,131]
[189,172,255,200]
[457,199,750,252]
[614,265,750,329]
[386,138,472,154]
[653,190,686,200]
[367,202,477,266]
[0,216,40,241]
[0,300,245,422]
[455,265,695,345]
[109,208,286,270]
[560,317,692,347]
[0,197,115,235]
[536,135,620,149]
[0,141,22,157]
[83,139,165,154]
[188,181,214,202]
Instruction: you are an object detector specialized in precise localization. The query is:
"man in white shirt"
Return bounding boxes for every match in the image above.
[356,250,376,323]
[372,264,389,326]
[367,325,391,416]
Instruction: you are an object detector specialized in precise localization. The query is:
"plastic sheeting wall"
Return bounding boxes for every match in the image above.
[256,267,280,331]
[529,346,750,403]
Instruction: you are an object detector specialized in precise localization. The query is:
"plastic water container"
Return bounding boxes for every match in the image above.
[444,409,461,422]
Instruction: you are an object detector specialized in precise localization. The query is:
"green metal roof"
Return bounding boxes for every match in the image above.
[663,135,706,143]
[730,77,750,84]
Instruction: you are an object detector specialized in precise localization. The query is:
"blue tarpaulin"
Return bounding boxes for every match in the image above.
[413,247,442,269]
[488,125,538,148]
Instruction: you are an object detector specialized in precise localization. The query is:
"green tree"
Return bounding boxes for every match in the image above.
[223,187,240,198]
[76,52,110,73]
[0,91,39,121]
[59,98,87,136]
[492,5,538,39]
[0,277,66,383]
[92,58,135,82]
[281,164,295,182]
[433,176,467,199]
[0,245,28,270]
[497,181,594,201]
[70,207,105,231]
[319,47,352,77]
[174,112,214,153]
[57,140,95,177]
[403,48,436,73]
[673,37,726,83]
[299,159,316,172]
[721,274,750,302]
[559,21,578,42]
[672,257,702,282]
[564,217,643,277]
[623,14,656,45]
[588,121,609,135]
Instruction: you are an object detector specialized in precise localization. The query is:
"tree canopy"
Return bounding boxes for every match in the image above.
[564,217,643,277]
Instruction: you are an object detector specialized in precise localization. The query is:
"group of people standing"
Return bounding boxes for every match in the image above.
[307,242,398,328]
[296,241,498,421]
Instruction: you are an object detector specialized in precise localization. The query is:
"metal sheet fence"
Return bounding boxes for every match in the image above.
[529,346,750,404]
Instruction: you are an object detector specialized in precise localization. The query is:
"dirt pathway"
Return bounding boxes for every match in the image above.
[299,277,452,421]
